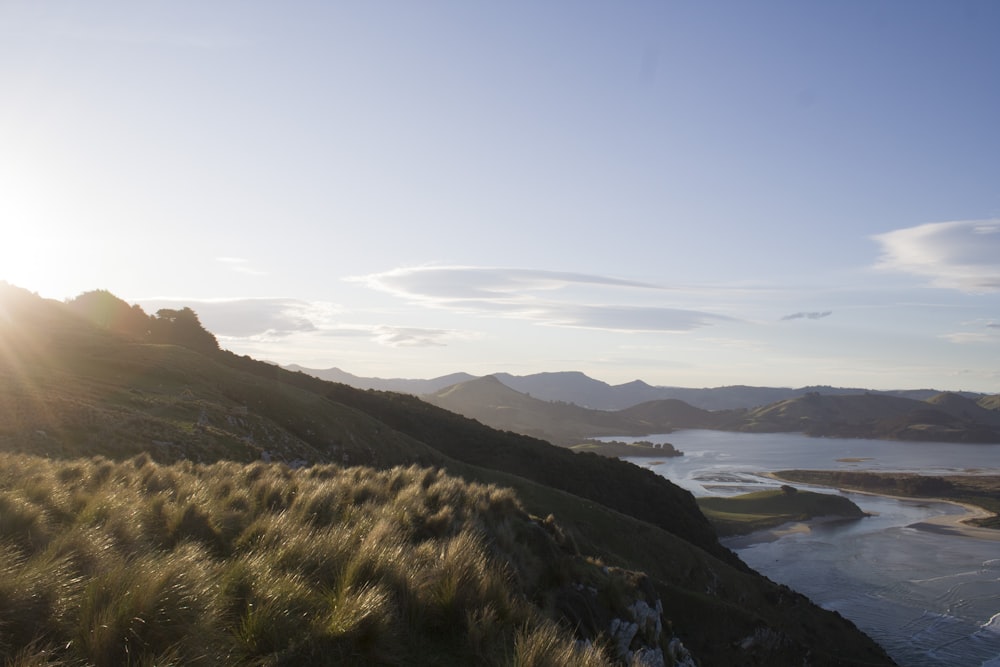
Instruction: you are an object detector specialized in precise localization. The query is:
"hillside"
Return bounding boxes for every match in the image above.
[424,377,743,445]
[285,364,477,394]
[979,394,1000,411]
[423,375,645,444]
[618,399,735,431]
[741,392,1000,442]
[0,284,897,665]
[422,375,1000,445]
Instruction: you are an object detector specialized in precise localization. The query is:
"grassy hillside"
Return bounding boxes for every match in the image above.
[697,487,868,537]
[0,284,898,665]
[0,454,625,666]
[979,394,1000,411]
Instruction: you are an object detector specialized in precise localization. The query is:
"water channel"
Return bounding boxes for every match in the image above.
[610,430,1000,667]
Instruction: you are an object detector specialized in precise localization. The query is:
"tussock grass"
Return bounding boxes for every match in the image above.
[0,454,620,666]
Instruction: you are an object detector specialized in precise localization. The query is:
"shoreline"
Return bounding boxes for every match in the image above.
[763,471,1000,542]
[721,514,866,548]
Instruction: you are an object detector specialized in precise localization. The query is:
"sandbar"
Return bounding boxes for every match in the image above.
[765,471,1000,542]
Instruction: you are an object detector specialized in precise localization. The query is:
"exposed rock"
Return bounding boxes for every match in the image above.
[609,617,640,658]
[667,637,697,667]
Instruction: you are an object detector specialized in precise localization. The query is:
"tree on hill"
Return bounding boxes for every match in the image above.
[150,307,219,353]
[67,292,219,354]
[68,290,152,339]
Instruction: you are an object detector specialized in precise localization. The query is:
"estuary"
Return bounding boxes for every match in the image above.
[616,430,1000,667]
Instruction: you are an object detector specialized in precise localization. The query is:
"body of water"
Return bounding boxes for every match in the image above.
[612,430,1000,667]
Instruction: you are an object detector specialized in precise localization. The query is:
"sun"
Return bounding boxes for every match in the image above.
[0,147,88,299]
[0,223,81,300]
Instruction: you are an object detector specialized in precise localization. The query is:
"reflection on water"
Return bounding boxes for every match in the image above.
[614,430,1000,667]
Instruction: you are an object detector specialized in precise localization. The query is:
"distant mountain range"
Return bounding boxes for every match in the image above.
[287,365,984,411]
[419,375,1000,445]
[289,366,1000,445]
[284,365,478,395]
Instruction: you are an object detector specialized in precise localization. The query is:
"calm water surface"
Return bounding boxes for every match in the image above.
[613,430,1000,667]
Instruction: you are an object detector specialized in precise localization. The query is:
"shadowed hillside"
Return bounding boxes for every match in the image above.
[422,374,1000,445]
[0,284,898,666]
[424,376,739,446]
[741,392,1000,442]
[423,375,644,443]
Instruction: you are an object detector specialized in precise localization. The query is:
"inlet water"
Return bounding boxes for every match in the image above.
[614,430,1000,667]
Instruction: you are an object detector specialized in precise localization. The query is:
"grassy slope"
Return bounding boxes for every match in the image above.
[0,454,624,666]
[0,285,896,666]
[697,488,868,537]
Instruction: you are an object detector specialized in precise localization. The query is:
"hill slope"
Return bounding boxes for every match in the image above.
[423,375,1000,445]
[0,284,897,665]
[742,392,1000,442]
[423,375,644,444]
[285,364,477,394]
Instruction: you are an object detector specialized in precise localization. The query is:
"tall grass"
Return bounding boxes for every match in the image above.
[0,454,635,666]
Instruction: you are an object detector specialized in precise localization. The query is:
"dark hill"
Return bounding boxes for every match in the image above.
[742,392,1000,442]
[926,392,1000,425]
[285,364,477,393]
[619,398,735,430]
[424,375,642,444]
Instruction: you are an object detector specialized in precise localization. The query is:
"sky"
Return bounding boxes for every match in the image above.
[2,1,999,392]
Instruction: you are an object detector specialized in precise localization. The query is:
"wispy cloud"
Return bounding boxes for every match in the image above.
[371,326,471,348]
[940,319,1000,345]
[349,266,732,333]
[216,257,267,276]
[780,311,832,321]
[139,298,338,338]
[138,297,470,349]
[351,266,664,301]
[872,220,1000,292]
[939,332,999,345]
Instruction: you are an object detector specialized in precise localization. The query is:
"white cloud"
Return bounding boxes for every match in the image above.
[939,332,999,345]
[872,220,1000,292]
[139,296,472,350]
[139,297,339,337]
[371,326,472,348]
[349,266,732,333]
[216,257,267,276]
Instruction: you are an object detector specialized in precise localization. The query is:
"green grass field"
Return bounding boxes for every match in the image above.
[697,487,867,537]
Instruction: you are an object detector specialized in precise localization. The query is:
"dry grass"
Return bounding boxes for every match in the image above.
[0,454,619,666]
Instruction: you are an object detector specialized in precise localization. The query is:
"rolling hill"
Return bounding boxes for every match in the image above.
[0,283,897,665]
[284,364,477,394]
[741,392,1000,442]
[422,375,645,444]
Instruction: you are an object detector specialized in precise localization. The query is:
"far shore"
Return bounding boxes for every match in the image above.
[764,471,1000,542]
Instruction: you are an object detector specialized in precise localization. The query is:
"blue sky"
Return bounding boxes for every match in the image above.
[2,1,999,391]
